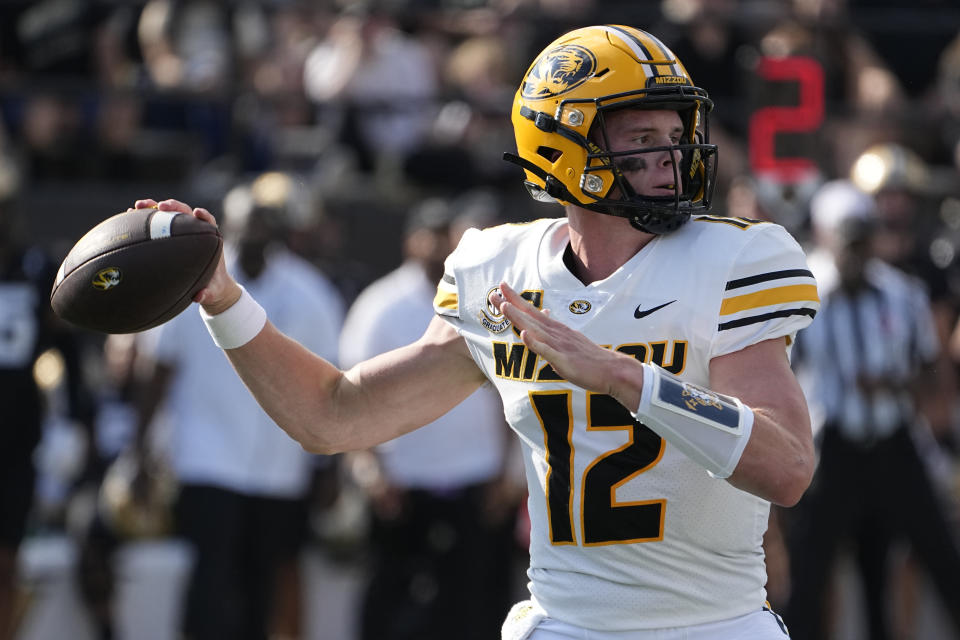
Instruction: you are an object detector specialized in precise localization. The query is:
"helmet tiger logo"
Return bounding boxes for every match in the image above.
[521,45,597,100]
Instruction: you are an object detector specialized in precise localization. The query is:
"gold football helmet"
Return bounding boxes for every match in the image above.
[505,25,717,234]
[98,452,177,540]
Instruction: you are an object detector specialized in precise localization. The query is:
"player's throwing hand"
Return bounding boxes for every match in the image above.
[134,198,241,312]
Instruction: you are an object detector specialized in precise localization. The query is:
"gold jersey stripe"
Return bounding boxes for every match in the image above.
[720,284,819,316]
[433,289,458,311]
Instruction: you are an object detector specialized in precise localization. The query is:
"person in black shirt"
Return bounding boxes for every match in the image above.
[0,196,90,639]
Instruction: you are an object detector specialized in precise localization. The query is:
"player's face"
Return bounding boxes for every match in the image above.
[601,109,684,198]
[833,222,875,289]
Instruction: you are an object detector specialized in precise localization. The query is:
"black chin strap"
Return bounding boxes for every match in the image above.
[501,151,547,181]
[502,152,586,204]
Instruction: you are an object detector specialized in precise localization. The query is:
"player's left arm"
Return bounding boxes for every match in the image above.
[708,337,814,506]
[496,281,814,507]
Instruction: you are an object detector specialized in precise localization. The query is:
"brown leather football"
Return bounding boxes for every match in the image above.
[50,208,222,333]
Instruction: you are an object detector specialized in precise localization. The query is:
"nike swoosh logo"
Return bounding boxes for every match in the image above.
[634,300,676,319]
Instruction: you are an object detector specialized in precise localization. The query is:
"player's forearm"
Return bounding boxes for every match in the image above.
[726,406,814,506]
[199,283,359,452]
[619,351,813,506]
[221,320,353,453]
[708,338,816,506]
[221,319,485,455]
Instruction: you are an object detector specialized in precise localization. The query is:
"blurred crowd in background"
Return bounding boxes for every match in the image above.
[3,0,960,638]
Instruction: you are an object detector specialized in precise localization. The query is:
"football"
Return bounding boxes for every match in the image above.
[50,208,222,334]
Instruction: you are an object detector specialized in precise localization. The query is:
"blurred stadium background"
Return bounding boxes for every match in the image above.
[3,0,960,638]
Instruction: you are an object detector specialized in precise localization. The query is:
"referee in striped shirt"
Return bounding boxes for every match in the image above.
[784,180,960,640]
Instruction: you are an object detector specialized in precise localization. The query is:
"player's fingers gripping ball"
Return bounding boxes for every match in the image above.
[50,207,222,334]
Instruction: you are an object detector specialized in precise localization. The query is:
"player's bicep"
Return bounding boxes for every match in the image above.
[710,338,804,412]
[336,316,487,447]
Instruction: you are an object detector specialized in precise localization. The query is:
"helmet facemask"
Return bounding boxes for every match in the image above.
[576,88,718,234]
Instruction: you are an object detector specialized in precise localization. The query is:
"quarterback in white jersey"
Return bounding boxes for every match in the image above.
[135,23,819,640]
[434,215,818,630]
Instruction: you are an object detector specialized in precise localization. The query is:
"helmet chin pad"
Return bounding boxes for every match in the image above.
[627,204,692,234]
[591,199,691,235]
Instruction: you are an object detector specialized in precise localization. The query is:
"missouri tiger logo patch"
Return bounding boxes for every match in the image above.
[92,268,122,291]
[568,300,591,314]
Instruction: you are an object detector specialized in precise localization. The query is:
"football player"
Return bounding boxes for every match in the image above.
[136,25,819,640]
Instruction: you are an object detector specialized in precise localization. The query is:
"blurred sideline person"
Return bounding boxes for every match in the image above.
[851,144,959,422]
[1,192,91,640]
[339,197,524,640]
[302,7,438,177]
[785,180,960,639]
[132,176,343,640]
[851,142,960,638]
[70,331,172,640]
[0,196,45,640]
[134,25,820,638]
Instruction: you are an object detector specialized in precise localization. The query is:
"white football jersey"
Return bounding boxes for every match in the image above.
[434,216,819,630]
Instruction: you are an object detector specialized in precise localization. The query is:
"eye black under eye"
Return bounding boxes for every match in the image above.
[616,157,646,172]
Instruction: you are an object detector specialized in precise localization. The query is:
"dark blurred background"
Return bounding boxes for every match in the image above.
[3,1,960,639]
[0,0,955,282]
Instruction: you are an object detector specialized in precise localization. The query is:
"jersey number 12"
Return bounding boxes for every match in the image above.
[531,391,665,546]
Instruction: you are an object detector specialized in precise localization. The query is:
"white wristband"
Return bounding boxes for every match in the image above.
[632,362,754,479]
[199,285,267,350]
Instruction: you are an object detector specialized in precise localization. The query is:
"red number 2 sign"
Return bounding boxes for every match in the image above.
[748,56,825,183]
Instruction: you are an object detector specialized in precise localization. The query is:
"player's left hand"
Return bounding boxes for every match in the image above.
[493,282,644,409]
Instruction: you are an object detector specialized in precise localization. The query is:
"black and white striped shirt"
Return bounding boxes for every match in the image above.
[796,251,939,442]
